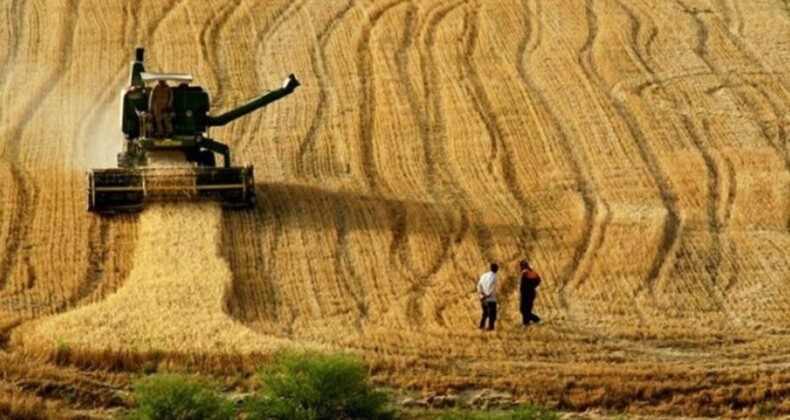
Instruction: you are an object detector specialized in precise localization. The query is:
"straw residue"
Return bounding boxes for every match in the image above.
[22,203,284,353]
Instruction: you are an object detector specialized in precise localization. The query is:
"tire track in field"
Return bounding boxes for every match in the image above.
[357,0,419,276]
[518,0,605,312]
[410,0,482,326]
[705,118,737,227]
[672,1,790,231]
[281,1,359,328]
[134,0,187,46]
[706,7,790,168]
[581,0,683,311]
[332,200,367,332]
[223,188,288,332]
[714,0,744,37]
[425,0,494,261]
[463,1,535,259]
[0,0,23,99]
[354,0,468,327]
[395,1,469,327]
[0,0,25,293]
[253,0,306,87]
[122,1,138,44]
[615,0,726,312]
[462,2,543,315]
[357,0,409,192]
[69,220,110,308]
[204,0,267,157]
[233,0,303,156]
[355,0,414,326]
[242,197,289,331]
[200,0,241,103]
[0,0,22,260]
[298,0,355,177]
[230,0,306,334]
[0,0,81,293]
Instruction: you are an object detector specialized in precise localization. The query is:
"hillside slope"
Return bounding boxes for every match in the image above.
[0,0,788,415]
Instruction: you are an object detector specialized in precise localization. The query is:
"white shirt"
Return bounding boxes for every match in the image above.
[477,271,497,302]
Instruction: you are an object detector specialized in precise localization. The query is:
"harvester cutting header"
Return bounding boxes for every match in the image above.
[87,47,299,213]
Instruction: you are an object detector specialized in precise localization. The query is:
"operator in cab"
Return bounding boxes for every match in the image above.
[149,79,173,136]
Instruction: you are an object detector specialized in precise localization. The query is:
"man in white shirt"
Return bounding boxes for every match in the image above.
[477,263,499,331]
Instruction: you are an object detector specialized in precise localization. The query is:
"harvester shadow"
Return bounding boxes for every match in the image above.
[221,182,524,332]
[244,181,522,239]
[255,182,449,233]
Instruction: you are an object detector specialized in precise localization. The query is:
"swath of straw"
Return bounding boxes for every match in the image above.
[22,202,291,354]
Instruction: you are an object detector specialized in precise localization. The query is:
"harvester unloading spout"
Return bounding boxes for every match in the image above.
[87,47,299,213]
[207,75,300,127]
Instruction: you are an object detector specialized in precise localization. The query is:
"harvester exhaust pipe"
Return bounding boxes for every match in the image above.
[130,47,146,87]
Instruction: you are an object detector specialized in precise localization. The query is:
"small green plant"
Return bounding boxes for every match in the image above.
[756,402,776,416]
[54,340,70,364]
[244,351,396,420]
[438,404,558,420]
[127,373,233,420]
[140,348,164,374]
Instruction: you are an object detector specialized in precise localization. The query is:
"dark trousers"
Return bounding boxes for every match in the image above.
[479,301,497,330]
[520,294,540,325]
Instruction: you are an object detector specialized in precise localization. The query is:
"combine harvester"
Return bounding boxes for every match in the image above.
[87,47,299,213]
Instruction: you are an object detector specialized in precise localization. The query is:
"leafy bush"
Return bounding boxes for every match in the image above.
[128,373,233,420]
[244,351,396,420]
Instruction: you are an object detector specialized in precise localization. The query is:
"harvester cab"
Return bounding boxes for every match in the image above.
[87,47,299,213]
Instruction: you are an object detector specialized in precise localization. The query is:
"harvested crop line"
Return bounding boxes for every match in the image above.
[20,203,285,353]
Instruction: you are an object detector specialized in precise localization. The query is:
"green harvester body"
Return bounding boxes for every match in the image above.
[87,47,299,213]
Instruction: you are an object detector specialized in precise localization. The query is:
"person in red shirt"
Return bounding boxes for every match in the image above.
[519,260,541,325]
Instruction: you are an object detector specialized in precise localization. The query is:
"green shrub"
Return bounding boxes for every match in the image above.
[244,351,396,420]
[128,373,233,420]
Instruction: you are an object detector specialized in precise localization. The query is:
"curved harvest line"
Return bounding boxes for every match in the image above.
[0,0,25,291]
[580,0,683,309]
[223,0,302,331]
[297,0,355,177]
[0,0,82,292]
[0,0,24,98]
[672,0,790,230]
[615,0,726,311]
[200,0,242,102]
[392,1,472,326]
[235,0,304,155]
[463,1,535,258]
[411,0,475,326]
[518,0,604,312]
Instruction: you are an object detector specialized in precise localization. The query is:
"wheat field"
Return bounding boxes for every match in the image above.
[0,0,789,416]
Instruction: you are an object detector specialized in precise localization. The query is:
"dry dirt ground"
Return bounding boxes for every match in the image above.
[0,0,789,418]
